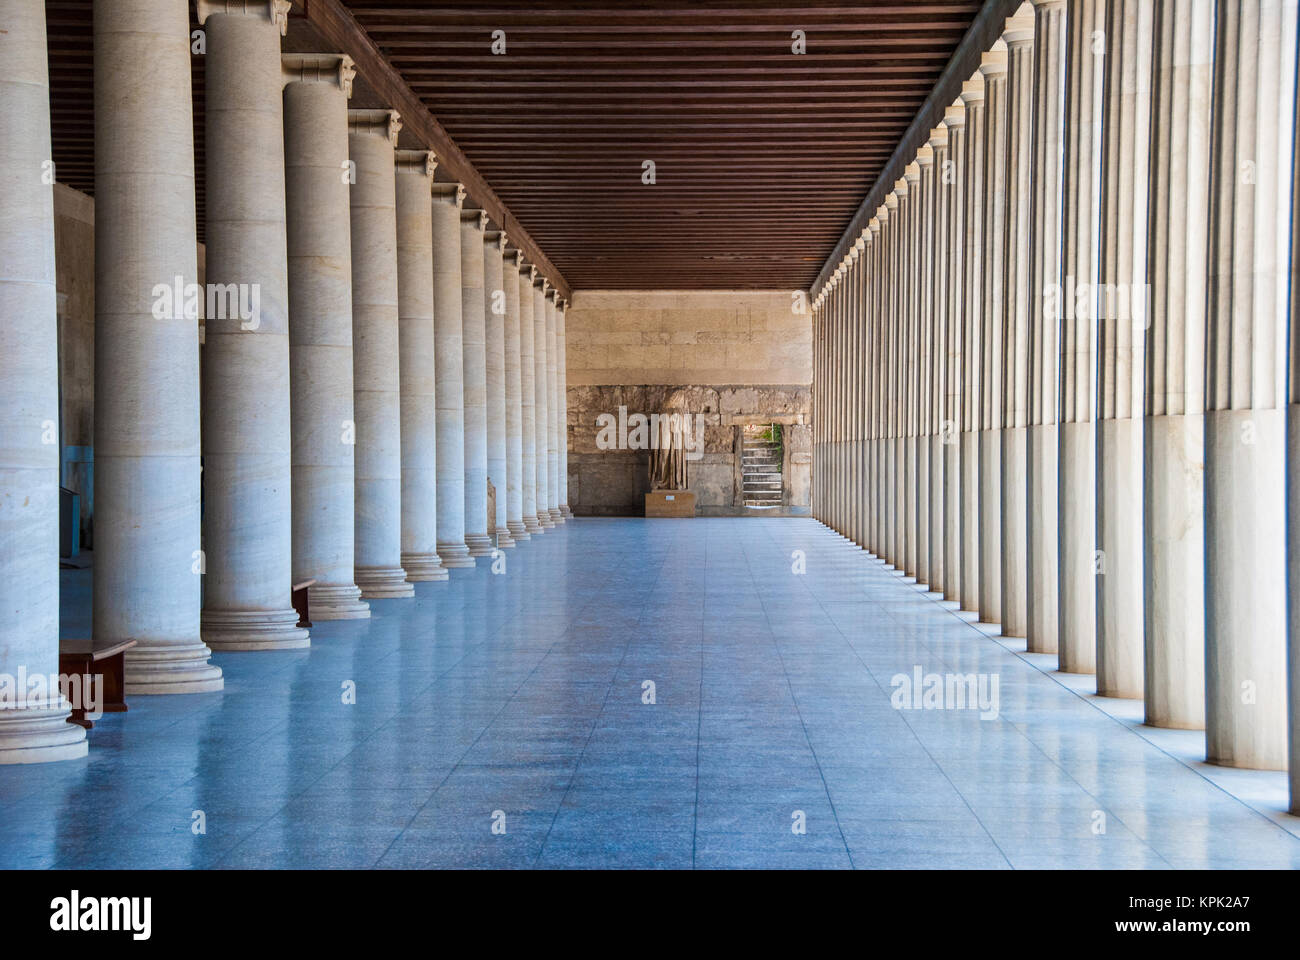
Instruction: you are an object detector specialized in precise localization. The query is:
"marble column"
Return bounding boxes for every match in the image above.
[505,251,530,541]
[1026,0,1066,655]
[347,109,412,599]
[959,72,985,614]
[199,0,309,649]
[1291,8,1300,814]
[0,0,89,759]
[913,152,933,587]
[283,53,371,617]
[979,43,1008,626]
[432,183,474,567]
[461,208,494,556]
[895,178,911,570]
[927,126,949,594]
[484,227,513,547]
[942,99,967,604]
[519,263,542,533]
[395,149,448,580]
[1058,0,1105,675]
[868,215,884,556]
[1095,0,1152,698]
[1203,0,1295,770]
[89,1,221,694]
[546,291,564,524]
[558,298,574,519]
[999,10,1035,639]
[1143,0,1211,728]
[533,277,554,529]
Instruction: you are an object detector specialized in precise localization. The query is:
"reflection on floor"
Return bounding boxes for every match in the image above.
[2,517,1298,869]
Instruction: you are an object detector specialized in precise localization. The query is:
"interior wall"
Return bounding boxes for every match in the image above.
[564,290,812,515]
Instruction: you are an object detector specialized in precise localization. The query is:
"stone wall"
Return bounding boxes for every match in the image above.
[564,290,812,516]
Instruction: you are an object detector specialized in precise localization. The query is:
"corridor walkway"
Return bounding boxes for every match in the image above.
[3,517,1298,870]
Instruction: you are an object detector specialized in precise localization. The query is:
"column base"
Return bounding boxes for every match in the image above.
[203,607,311,651]
[401,553,450,582]
[308,582,372,620]
[523,514,544,534]
[465,533,495,557]
[125,640,225,694]
[507,520,531,541]
[547,508,564,524]
[495,526,516,548]
[539,513,556,529]
[0,699,88,764]
[560,504,574,519]
[355,566,416,599]
[438,541,476,568]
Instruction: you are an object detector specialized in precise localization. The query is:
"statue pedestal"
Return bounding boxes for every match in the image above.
[645,490,696,518]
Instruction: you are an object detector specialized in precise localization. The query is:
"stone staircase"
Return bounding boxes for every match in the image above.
[742,432,783,509]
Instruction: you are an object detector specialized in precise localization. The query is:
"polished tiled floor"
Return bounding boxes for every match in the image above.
[3,517,1299,869]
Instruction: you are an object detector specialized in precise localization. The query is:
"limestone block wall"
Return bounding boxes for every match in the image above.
[564,291,812,516]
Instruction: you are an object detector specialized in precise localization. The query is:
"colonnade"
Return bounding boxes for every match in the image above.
[811,0,1300,812]
[0,0,571,762]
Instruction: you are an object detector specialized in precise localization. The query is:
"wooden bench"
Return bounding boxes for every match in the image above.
[58,637,136,729]
[292,578,317,629]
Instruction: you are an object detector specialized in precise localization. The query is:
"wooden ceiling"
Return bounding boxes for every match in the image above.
[43,0,983,292]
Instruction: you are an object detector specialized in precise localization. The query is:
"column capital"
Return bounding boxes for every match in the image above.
[1029,0,1065,9]
[928,125,948,149]
[852,235,866,255]
[282,53,356,96]
[485,229,509,250]
[894,176,910,196]
[529,265,540,284]
[960,74,985,105]
[197,0,291,33]
[944,101,966,128]
[395,149,437,178]
[869,216,881,235]
[433,182,466,207]
[348,108,402,145]
[1003,6,1036,45]
[512,250,526,271]
[916,145,934,168]
[879,198,893,218]
[540,277,551,295]
[980,41,1009,77]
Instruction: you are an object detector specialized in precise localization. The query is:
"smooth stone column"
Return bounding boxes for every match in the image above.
[0,0,88,759]
[958,74,985,614]
[1095,0,1152,698]
[484,227,513,547]
[395,149,448,580]
[1026,0,1065,655]
[999,10,1034,639]
[558,299,574,519]
[283,53,371,618]
[1203,0,1295,770]
[1057,0,1105,675]
[461,208,494,555]
[533,278,554,528]
[347,109,413,599]
[519,263,542,533]
[432,183,474,567]
[199,0,308,649]
[505,251,529,540]
[1143,0,1211,728]
[93,0,221,693]
[926,128,949,594]
[978,43,1008,626]
[942,100,967,603]
[545,291,564,524]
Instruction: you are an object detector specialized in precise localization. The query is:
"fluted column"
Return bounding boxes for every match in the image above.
[461,208,493,556]
[558,298,574,519]
[284,53,371,617]
[533,277,554,528]
[505,251,529,540]
[546,290,564,524]
[942,99,967,604]
[1058,0,1105,674]
[1203,0,1295,770]
[927,126,949,594]
[1095,0,1153,697]
[1143,0,1211,728]
[893,180,910,568]
[347,109,412,599]
[1026,0,1066,655]
[0,0,89,759]
[520,263,542,533]
[432,183,474,567]
[959,73,985,614]
[199,0,308,648]
[395,149,448,580]
[867,214,884,556]
[885,191,901,566]
[484,227,513,547]
[913,150,933,586]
